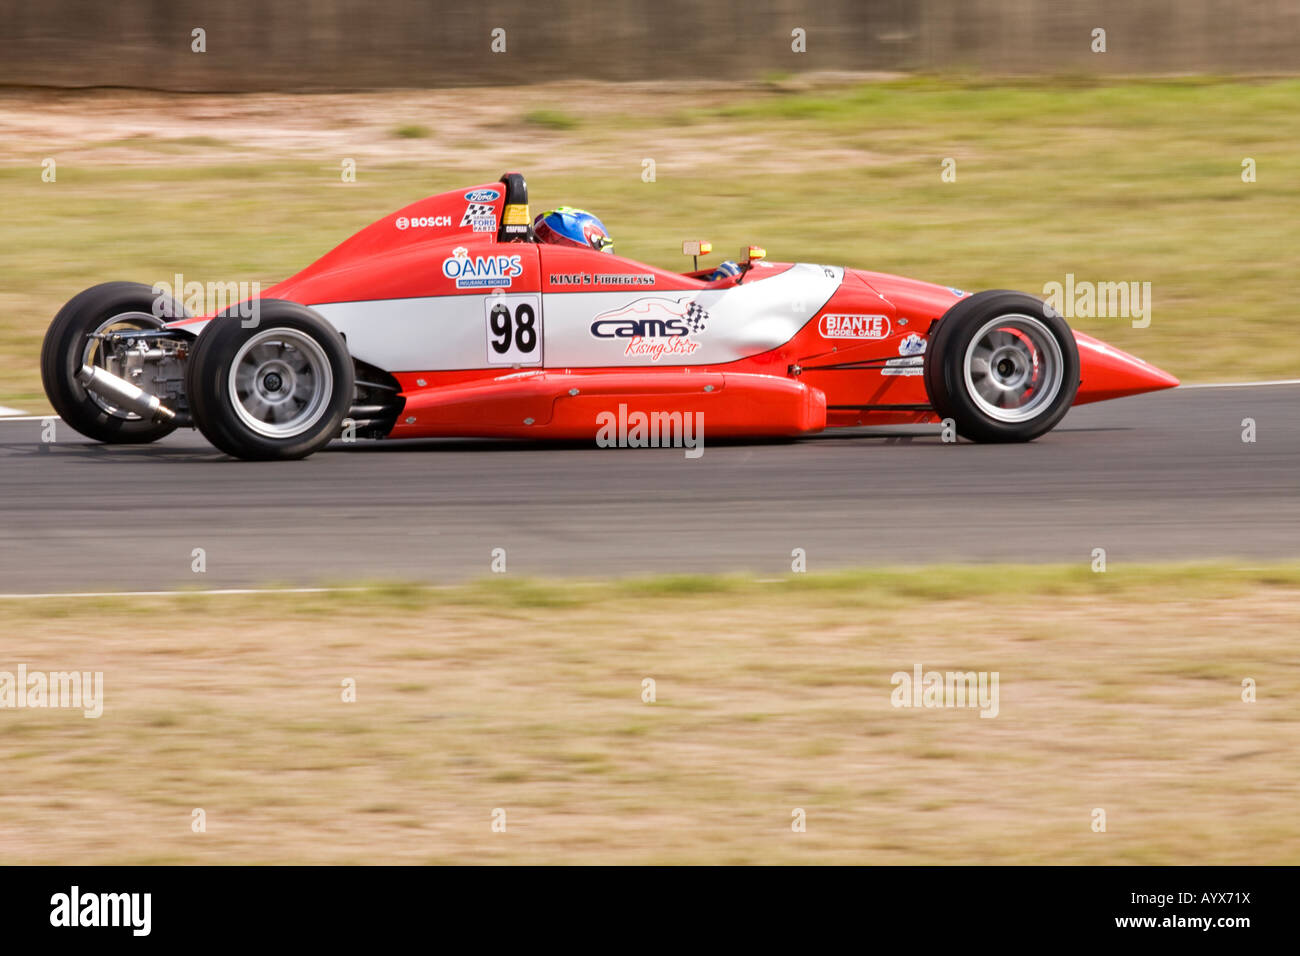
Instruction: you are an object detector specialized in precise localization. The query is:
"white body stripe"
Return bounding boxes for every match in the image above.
[171,263,845,372]
[310,262,843,371]
[543,263,843,367]
[312,294,487,372]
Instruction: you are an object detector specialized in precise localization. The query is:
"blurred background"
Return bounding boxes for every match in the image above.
[2,0,1298,413]
[2,0,1298,89]
[1,1,1297,866]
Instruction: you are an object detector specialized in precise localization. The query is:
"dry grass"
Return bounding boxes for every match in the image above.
[0,564,1296,864]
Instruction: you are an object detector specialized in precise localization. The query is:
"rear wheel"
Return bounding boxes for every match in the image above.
[923,290,1079,442]
[40,281,187,444]
[186,301,353,461]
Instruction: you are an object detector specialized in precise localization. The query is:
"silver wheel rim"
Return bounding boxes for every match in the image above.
[82,311,167,419]
[962,313,1064,424]
[228,328,333,439]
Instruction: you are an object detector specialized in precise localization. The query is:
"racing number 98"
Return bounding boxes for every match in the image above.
[485,294,542,366]
[490,303,536,355]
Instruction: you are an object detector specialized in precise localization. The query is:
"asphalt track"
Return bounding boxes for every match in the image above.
[0,384,1296,594]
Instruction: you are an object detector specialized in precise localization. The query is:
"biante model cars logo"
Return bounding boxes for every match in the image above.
[590,296,710,361]
[442,246,524,289]
[819,313,890,340]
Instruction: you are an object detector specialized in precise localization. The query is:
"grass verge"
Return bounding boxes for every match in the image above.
[1,562,1296,864]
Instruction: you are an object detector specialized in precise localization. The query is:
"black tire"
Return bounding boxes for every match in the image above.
[923,290,1080,443]
[186,300,353,461]
[39,281,187,444]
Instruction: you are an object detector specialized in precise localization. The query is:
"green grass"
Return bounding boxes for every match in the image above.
[522,108,580,130]
[11,560,1298,619]
[391,124,431,139]
[2,76,1298,410]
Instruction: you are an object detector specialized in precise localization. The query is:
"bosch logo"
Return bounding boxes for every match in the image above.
[398,215,451,230]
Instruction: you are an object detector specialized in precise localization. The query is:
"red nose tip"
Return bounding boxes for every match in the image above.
[1073,331,1180,405]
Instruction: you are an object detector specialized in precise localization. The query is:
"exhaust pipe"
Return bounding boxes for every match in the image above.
[76,365,176,422]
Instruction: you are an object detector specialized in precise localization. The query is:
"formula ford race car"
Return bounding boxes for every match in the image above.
[41,172,1179,460]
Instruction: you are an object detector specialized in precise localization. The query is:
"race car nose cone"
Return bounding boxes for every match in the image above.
[1073,331,1180,404]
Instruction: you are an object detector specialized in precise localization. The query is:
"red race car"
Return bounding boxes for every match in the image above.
[41,172,1178,460]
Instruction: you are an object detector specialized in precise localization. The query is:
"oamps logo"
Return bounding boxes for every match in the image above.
[441,246,523,288]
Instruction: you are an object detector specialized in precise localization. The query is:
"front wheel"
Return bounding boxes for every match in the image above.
[186,301,353,461]
[923,290,1079,443]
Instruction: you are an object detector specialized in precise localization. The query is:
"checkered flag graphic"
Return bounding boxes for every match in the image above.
[460,202,495,226]
[682,301,709,334]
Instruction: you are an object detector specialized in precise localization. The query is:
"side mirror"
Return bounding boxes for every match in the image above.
[735,245,767,284]
[682,239,712,271]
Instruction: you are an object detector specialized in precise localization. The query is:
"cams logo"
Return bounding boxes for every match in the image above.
[590,296,709,362]
[442,246,523,289]
[819,313,890,340]
[396,215,451,231]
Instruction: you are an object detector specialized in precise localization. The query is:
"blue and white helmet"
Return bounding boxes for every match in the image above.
[708,260,742,281]
[533,206,614,253]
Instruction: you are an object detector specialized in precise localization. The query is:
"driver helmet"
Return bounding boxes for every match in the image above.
[533,206,614,254]
[708,260,742,282]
